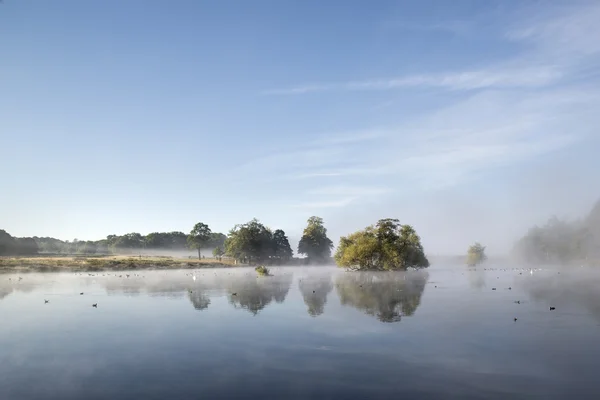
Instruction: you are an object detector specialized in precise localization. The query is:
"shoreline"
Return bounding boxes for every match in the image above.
[0,255,239,273]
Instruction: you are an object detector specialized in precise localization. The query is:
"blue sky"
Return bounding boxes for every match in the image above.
[1,0,599,254]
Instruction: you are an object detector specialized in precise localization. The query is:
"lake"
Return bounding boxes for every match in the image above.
[1,264,599,399]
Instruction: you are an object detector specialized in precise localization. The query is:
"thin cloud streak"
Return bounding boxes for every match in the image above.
[263,66,562,95]
[291,197,356,209]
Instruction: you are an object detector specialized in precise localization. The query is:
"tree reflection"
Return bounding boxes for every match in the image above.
[298,274,333,317]
[188,290,211,310]
[335,271,428,322]
[225,273,293,315]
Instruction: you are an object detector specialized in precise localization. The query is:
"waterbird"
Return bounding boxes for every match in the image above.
[492,288,497,290]
[232,293,237,296]
[80,292,84,295]
[550,307,556,311]
[44,300,49,304]
[92,303,97,308]
[514,318,517,322]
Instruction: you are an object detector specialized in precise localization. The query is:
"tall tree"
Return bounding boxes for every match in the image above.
[224,219,273,264]
[298,216,333,264]
[272,229,293,264]
[188,222,212,260]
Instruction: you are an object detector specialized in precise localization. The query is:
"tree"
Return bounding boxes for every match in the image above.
[512,198,600,265]
[77,241,97,254]
[298,216,333,264]
[272,229,293,264]
[224,219,274,264]
[207,232,227,249]
[0,231,39,256]
[334,218,429,271]
[466,242,487,266]
[188,222,212,260]
[212,246,224,261]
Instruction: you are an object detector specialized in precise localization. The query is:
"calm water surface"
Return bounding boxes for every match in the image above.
[1,265,599,399]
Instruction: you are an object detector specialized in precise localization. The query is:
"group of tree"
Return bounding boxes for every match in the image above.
[30,230,227,256]
[0,230,38,256]
[223,219,294,264]
[334,218,429,271]
[513,199,600,265]
[3,214,434,271]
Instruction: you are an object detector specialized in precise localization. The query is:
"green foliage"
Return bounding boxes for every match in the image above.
[188,222,212,259]
[207,232,227,249]
[255,265,271,276]
[298,216,333,264]
[111,233,145,250]
[466,242,487,266]
[0,230,39,255]
[335,218,429,271]
[514,200,600,264]
[224,219,272,264]
[212,246,224,261]
[223,220,294,265]
[272,229,293,263]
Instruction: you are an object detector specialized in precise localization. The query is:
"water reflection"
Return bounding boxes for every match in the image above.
[99,270,295,314]
[335,271,428,322]
[298,274,333,317]
[521,268,600,322]
[225,273,293,315]
[188,290,211,310]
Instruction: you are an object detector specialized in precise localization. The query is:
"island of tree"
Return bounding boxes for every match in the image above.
[335,219,429,270]
[466,242,487,266]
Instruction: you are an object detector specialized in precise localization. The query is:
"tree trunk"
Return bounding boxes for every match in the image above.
[198,248,201,260]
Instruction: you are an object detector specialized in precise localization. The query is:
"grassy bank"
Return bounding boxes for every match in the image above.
[0,255,238,273]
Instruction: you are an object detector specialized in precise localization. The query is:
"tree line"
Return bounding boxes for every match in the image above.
[513,199,600,265]
[1,216,433,270]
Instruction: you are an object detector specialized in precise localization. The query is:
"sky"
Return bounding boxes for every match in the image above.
[1,0,600,255]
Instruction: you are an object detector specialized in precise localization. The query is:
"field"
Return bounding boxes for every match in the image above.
[0,254,238,273]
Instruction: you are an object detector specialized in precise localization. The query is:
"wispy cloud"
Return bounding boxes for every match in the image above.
[264,3,600,97]
[263,67,561,95]
[291,197,356,209]
[248,2,599,209]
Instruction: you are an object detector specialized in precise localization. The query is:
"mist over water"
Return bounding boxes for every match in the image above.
[1,264,599,399]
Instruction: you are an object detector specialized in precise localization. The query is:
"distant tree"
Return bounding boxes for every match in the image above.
[111,233,145,251]
[466,242,487,266]
[512,199,600,265]
[188,222,212,260]
[77,241,97,255]
[335,218,429,271]
[0,231,39,256]
[224,219,273,264]
[212,246,224,261]
[272,229,293,264]
[298,216,333,264]
[208,232,227,249]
